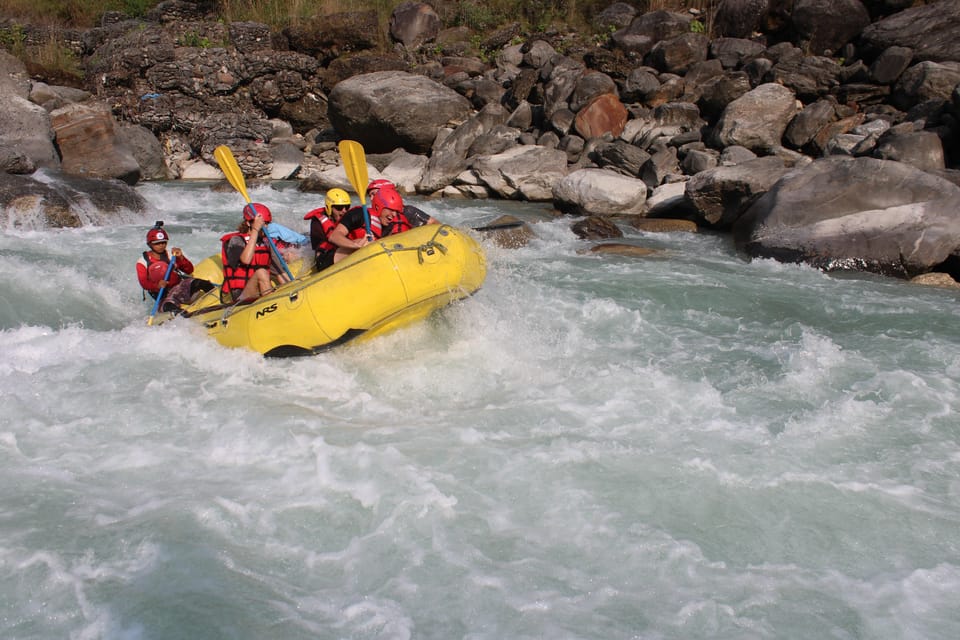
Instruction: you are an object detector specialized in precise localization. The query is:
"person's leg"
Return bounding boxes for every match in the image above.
[254,268,273,295]
[236,269,273,302]
[190,278,216,295]
[238,277,261,301]
[316,250,335,271]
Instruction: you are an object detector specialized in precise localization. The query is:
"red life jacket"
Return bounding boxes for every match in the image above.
[220,232,271,298]
[346,211,383,241]
[140,251,182,295]
[305,208,339,252]
[385,213,413,236]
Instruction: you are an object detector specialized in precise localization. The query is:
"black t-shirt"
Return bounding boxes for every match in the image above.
[338,207,372,235]
[404,205,431,227]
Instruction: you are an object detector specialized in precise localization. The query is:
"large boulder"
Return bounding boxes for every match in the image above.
[0,94,59,171]
[733,156,960,277]
[0,171,147,229]
[50,103,141,185]
[380,149,429,193]
[890,61,960,111]
[389,2,440,49]
[116,123,169,180]
[0,50,31,97]
[685,156,793,227]
[0,51,58,170]
[470,145,569,201]
[858,0,960,63]
[553,168,648,215]
[712,83,800,152]
[573,93,629,139]
[713,0,772,39]
[611,10,692,57]
[791,0,871,56]
[328,71,472,154]
[419,103,510,192]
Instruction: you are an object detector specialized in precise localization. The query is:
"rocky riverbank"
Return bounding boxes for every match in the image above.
[2,0,960,283]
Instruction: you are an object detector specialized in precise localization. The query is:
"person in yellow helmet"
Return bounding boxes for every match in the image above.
[303,188,352,270]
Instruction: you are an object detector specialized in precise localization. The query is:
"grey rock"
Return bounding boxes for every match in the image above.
[734,156,960,276]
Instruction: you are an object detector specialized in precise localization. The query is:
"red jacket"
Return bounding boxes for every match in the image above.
[136,251,194,298]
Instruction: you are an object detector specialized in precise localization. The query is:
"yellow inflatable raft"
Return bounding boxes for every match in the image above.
[171,224,486,357]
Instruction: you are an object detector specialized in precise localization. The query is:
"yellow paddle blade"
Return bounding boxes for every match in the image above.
[213,145,252,204]
[339,140,369,205]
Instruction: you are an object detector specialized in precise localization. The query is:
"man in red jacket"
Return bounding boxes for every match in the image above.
[136,222,214,312]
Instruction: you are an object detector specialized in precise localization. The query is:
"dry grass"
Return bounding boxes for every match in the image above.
[1,0,719,80]
[2,0,715,29]
[0,0,155,26]
[25,35,84,82]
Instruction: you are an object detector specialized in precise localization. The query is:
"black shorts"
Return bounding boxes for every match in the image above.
[315,249,335,271]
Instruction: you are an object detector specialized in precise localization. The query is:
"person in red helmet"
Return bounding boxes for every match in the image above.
[327,185,405,263]
[366,178,440,234]
[219,203,275,302]
[136,222,214,312]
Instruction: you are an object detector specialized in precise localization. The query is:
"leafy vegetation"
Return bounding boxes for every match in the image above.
[177,31,214,48]
[0,23,25,54]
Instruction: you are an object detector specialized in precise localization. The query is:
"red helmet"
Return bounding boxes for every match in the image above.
[367,179,394,195]
[243,202,272,223]
[146,227,169,245]
[371,186,404,217]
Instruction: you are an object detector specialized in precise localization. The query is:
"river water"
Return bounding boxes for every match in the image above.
[2,180,959,639]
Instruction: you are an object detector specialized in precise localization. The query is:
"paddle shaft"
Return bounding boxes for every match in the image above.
[147,256,177,325]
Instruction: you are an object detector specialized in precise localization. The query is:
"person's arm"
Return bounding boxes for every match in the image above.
[240,216,265,266]
[136,260,154,291]
[171,248,194,273]
[225,237,245,269]
[328,213,368,250]
[405,205,438,227]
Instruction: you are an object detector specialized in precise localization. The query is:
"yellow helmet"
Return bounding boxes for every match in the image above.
[325,188,351,212]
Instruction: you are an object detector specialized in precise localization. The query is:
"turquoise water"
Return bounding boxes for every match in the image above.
[2,181,959,639]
